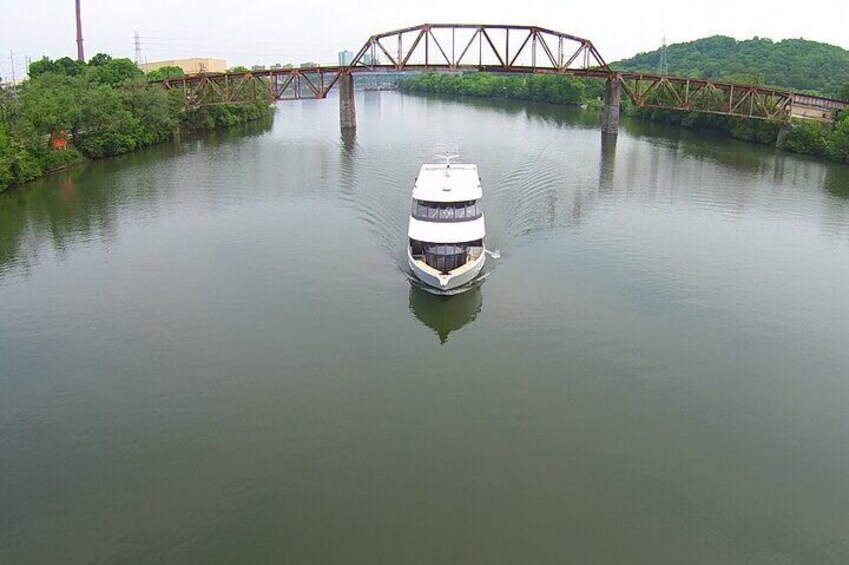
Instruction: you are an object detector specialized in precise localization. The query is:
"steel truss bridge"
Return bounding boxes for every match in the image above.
[149,23,847,128]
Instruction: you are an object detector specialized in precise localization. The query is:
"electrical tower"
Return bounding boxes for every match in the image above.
[658,36,669,76]
[134,31,142,66]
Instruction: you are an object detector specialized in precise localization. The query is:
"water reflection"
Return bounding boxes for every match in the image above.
[599,134,617,194]
[0,120,275,279]
[407,92,602,129]
[408,283,483,344]
[825,164,849,198]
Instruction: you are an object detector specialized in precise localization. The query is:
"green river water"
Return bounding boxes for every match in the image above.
[2,92,849,563]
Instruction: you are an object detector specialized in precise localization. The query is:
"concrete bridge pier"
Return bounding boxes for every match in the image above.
[339,73,356,131]
[601,77,621,136]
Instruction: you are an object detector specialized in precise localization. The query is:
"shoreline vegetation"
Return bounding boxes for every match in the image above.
[400,72,849,166]
[0,55,273,193]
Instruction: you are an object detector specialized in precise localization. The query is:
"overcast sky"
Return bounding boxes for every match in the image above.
[2,0,847,78]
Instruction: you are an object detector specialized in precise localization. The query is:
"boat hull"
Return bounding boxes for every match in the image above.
[408,248,485,291]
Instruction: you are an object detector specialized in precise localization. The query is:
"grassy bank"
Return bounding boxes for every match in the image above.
[0,55,273,193]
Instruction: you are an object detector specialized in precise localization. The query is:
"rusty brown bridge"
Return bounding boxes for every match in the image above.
[149,23,847,140]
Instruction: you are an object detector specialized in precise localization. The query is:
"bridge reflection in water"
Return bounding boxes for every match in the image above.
[409,283,483,344]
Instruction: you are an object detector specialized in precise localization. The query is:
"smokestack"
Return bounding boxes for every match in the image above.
[75,0,85,62]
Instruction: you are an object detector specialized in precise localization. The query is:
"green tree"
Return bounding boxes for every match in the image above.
[86,58,143,87]
[88,53,113,66]
[145,66,186,81]
[20,73,86,140]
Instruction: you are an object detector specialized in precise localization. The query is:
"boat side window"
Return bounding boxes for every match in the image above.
[455,205,466,220]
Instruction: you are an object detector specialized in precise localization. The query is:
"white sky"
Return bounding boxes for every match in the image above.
[1,0,847,77]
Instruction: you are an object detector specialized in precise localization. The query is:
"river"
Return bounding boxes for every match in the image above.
[2,92,849,563]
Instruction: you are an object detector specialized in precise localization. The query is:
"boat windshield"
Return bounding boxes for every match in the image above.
[412,200,482,222]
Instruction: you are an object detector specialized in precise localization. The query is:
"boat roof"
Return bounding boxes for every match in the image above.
[412,163,482,203]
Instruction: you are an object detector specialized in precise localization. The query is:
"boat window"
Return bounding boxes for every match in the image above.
[412,200,482,222]
[422,243,471,273]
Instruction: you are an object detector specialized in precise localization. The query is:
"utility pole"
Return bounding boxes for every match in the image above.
[10,51,15,84]
[75,0,85,62]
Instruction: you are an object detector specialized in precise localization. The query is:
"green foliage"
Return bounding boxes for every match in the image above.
[0,121,43,190]
[28,56,86,78]
[784,121,828,155]
[0,54,272,192]
[88,53,113,67]
[179,103,273,131]
[826,112,849,163]
[86,58,143,87]
[401,72,595,107]
[615,36,849,98]
[145,66,186,81]
[20,73,86,134]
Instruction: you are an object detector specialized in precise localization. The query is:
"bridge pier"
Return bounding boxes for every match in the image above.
[339,73,356,131]
[601,77,621,136]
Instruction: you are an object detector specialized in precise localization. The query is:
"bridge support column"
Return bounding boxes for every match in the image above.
[339,72,356,131]
[776,122,790,150]
[601,77,621,136]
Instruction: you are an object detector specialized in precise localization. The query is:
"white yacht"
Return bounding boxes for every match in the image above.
[407,157,486,291]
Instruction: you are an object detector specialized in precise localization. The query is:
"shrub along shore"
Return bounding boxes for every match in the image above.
[400,72,849,165]
[0,55,273,193]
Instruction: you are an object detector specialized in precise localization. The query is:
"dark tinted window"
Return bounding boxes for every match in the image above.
[412,200,482,222]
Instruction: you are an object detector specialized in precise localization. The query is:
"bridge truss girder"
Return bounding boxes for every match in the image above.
[152,23,845,124]
[619,73,793,121]
[350,24,610,73]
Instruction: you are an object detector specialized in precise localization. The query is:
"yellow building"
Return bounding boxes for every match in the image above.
[139,58,227,76]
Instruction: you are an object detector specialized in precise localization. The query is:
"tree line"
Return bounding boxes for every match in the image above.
[614,35,849,99]
[401,72,603,107]
[0,55,272,192]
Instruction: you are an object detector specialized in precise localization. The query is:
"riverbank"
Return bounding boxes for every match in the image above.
[0,55,274,194]
[401,72,849,165]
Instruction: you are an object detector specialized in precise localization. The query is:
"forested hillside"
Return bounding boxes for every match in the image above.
[614,36,849,99]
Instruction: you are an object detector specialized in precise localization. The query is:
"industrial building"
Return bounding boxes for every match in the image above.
[138,58,227,75]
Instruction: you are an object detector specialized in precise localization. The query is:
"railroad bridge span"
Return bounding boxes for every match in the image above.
[148,24,847,140]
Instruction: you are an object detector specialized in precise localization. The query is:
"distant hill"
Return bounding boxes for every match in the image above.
[613,36,849,99]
